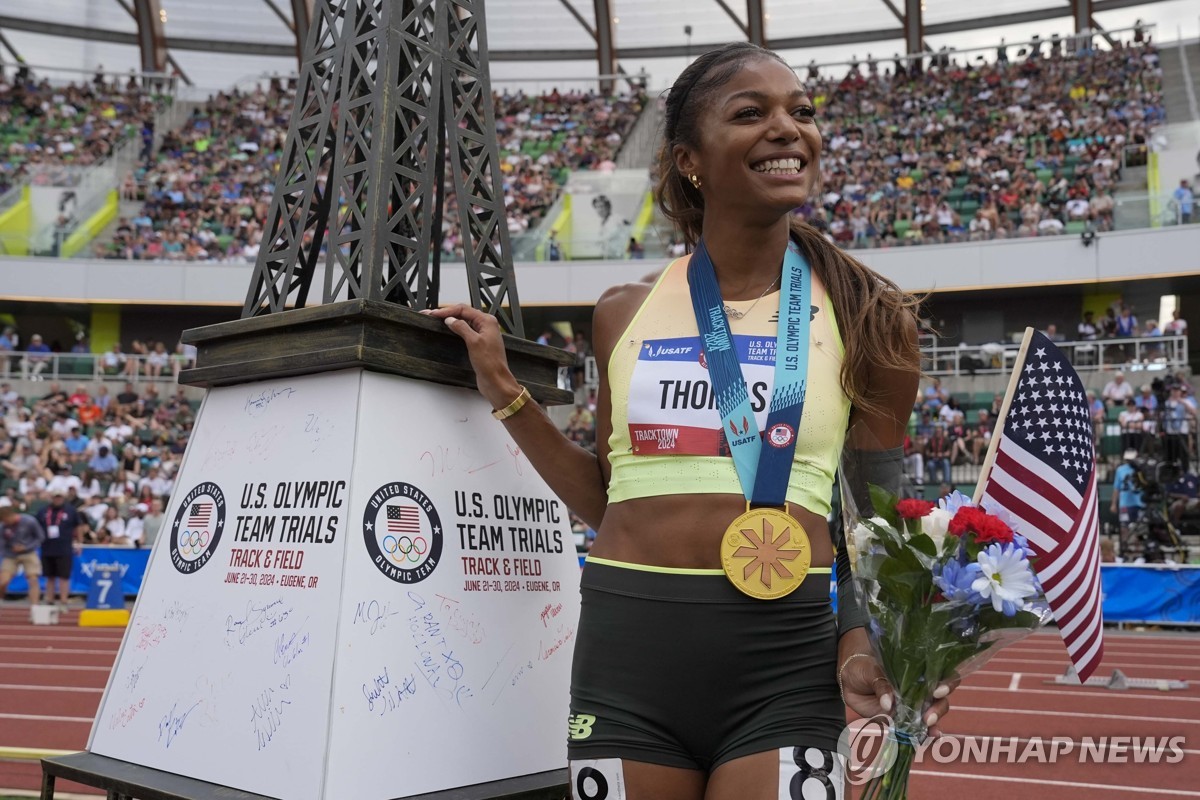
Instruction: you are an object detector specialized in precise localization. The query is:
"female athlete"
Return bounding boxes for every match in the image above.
[426,42,955,800]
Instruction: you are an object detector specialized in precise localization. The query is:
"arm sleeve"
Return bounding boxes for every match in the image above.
[836,446,905,636]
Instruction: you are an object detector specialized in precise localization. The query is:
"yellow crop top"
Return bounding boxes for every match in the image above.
[606,254,851,516]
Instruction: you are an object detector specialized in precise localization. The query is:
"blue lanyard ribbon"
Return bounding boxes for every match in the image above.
[687,237,812,507]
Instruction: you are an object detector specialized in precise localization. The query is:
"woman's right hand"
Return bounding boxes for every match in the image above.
[421,305,522,409]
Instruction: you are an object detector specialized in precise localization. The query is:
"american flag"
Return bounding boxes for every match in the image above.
[187,503,212,528]
[386,505,421,535]
[978,330,1104,681]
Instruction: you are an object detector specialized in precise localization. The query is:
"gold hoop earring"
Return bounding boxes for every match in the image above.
[689,174,702,189]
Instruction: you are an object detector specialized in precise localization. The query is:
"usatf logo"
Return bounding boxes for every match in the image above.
[169,482,226,574]
[767,422,795,448]
[363,482,443,584]
[567,713,596,740]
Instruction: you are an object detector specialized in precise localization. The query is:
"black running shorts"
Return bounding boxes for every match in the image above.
[568,559,843,771]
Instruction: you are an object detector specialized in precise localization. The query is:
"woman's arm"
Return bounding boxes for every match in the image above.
[424,280,648,531]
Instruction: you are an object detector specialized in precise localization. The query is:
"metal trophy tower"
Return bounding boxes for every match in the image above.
[243,0,523,338]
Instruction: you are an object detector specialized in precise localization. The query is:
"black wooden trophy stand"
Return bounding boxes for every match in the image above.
[42,1,571,798]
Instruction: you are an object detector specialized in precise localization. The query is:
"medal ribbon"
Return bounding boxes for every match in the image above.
[687,237,812,507]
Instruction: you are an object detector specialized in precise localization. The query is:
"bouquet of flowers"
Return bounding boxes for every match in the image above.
[841,484,1054,799]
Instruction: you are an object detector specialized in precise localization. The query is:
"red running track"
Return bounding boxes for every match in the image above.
[1,607,1197,798]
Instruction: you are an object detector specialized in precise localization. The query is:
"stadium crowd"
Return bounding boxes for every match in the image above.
[94,82,644,262]
[0,67,163,196]
[794,39,1163,247]
[0,379,190,569]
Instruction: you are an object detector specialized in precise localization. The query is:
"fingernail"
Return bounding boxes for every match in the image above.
[881,693,892,712]
[925,711,939,726]
[419,309,432,315]
[445,317,457,325]
[933,684,950,699]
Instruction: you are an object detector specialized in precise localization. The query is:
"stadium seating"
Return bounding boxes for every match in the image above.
[0,73,163,195]
[796,41,1163,247]
[96,84,645,261]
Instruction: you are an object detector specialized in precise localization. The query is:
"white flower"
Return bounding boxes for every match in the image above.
[971,543,1038,616]
[848,517,890,570]
[922,507,954,551]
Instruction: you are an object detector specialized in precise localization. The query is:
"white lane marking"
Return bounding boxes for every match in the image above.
[910,771,1200,796]
[0,712,92,723]
[957,685,1200,703]
[1008,673,1022,691]
[0,683,102,694]
[989,657,1200,672]
[0,662,110,672]
[951,705,1200,725]
[0,647,117,656]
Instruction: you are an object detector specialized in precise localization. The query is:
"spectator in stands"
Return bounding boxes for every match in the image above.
[146,341,170,378]
[1164,308,1187,336]
[968,409,993,463]
[925,428,952,484]
[1102,371,1134,406]
[115,382,138,407]
[0,500,45,608]
[100,343,126,376]
[1163,385,1196,470]
[88,445,118,476]
[1134,384,1158,413]
[1115,305,1138,338]
[921,378,947,413]
[1077,311,1098,340]
[1173,179,1194,224]
[1118,399,1144,453]
[22,334,52,378]
[143,498,165,547]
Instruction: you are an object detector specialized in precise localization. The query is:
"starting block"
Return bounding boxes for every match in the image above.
[1047,664,1189,691]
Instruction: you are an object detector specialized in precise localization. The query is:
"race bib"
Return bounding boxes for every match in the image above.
[627,334,776,456]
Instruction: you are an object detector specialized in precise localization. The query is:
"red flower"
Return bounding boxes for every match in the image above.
[895,498,936,520]
[976,516,1014,544]
[948,506,1015,544]
[948,507,989,537]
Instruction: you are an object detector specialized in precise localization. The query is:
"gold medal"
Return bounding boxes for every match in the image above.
[720,503,811,600]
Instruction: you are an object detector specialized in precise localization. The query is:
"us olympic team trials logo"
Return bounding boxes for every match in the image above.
[362,482,443,583]
[169,482,226,574]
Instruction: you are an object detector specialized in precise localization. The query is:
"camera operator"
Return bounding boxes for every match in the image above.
[1110,449,1145,548]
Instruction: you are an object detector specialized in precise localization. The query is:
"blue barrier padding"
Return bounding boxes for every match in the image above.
[1100,564,1200,624]
[8,546,150,597]
[573,557,1200,624]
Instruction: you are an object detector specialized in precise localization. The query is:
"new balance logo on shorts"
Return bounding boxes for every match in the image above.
[568,713,596,740]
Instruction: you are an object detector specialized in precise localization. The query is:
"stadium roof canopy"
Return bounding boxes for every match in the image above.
[0,0,1190,91]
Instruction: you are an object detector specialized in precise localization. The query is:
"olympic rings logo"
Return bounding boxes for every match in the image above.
[179,529,210,557]
[382,535,428,564]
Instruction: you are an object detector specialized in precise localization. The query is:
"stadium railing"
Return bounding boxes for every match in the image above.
[579,334,1187,388]
[0,353,192,384]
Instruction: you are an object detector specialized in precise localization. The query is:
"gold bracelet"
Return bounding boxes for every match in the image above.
[491,386,531,420]
[836,652,875,700]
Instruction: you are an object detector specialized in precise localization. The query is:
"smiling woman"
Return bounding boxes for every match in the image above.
[426,42,947,800]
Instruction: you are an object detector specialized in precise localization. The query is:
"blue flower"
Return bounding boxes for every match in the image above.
[934,558,986,607]
[938,491,975,515]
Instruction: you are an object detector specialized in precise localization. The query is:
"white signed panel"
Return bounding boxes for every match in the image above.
[324,371,579,798]
[88,369,580,800]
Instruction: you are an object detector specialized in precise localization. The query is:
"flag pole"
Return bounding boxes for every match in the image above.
[973,327,1035,505]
